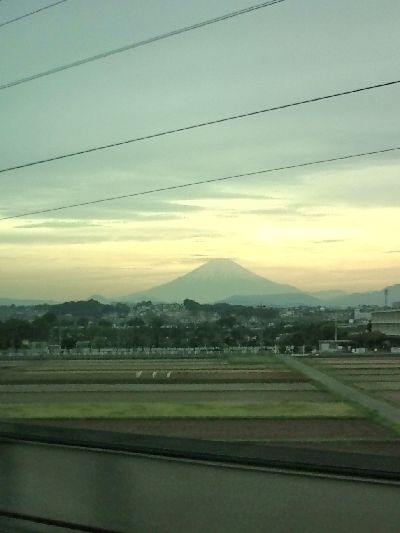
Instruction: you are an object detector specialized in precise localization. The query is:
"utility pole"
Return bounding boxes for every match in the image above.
[384,287,389,308]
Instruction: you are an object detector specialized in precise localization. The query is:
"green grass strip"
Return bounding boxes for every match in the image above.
[226,354,279,365]
[0,401,362,419]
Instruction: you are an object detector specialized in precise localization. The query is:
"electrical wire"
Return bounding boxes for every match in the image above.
[1,145,398,221]
[0,0,69,29]
[1,78,399,175]
[0,0,284,89]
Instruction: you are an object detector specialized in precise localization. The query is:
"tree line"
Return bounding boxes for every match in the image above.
[0,301,393,352]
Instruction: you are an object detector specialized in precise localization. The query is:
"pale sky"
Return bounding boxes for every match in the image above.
[1,0,399,300]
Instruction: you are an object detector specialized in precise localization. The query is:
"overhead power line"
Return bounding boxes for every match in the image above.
[1,146,398,222]
[1,78,399,175]
[0,0,69,29]
[0,0,284,90]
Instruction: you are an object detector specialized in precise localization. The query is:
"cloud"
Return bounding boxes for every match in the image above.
[16,220,103,229]
[1,200,206,223]
[177,255,237,265]
[312,239,346,244]
[237,205,329,219]
[0,232,110,245]
[175,188,282,201]
[245,208,293,216]
[303,164,400,209]
[0,224,224,245]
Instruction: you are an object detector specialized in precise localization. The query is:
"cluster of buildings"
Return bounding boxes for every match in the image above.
[318,307,400,355]
[2,299,400,357]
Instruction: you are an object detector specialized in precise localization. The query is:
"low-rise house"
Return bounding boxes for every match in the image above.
[76,341,91,355]
[318,340,351,354]
[29,341,49,354]
[48,344,61,356]
[354,309,372,323]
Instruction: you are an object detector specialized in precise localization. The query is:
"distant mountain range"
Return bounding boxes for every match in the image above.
[222,293,322,307]
[0,298,56,306]
[115,259,398,307]
[310,290,348,301]
[324,284,400,307]
[3,259,398,308]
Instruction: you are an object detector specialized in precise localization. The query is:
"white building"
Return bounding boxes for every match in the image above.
[318,340,350,353]
[371,310,400,336]
[354,309,372,322]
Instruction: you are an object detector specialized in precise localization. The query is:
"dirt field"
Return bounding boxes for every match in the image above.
[373,391,400,406]
[0,400,358,419]
[358,382,400,391]
[3,355,400,457]
[314,357,400,365]
[0,369,306,385]
[333,369,400,375]
[0,357,280,371]
[24,418,397,441]
[310,358,400,397]
[0,389,333,404]
[340,375,400,382]
[0,382,318,392]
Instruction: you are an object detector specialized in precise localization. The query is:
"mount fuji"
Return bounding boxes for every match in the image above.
[120,258,313,304]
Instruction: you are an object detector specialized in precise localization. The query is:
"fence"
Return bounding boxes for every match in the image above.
[0,346,265,361]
